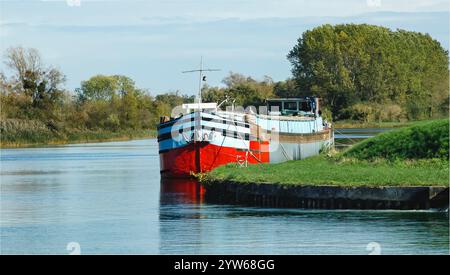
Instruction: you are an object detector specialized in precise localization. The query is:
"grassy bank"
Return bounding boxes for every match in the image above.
[204,157,449,187]
[203,119,449,187]
[343,119,449,160]
[0,119,156,148]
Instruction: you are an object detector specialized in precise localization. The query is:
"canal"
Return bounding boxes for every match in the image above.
[1,133,448,254]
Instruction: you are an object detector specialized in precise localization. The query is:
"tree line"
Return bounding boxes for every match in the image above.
[0,47,196,136]
[1,24,449,143]
[0,46,291,136]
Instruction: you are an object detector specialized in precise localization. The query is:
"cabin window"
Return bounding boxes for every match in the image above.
[268,102,282,112]
[284,101,298,111]
[299,101,310,112]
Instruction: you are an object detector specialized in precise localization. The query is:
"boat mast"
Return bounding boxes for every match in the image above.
[182,57,220,109]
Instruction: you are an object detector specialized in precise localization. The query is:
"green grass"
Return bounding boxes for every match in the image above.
[343,119,449,160]
[204,118,450,187]
[0,119,156,148]
[204,156,449,187]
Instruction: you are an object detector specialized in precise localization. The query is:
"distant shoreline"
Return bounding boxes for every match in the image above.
[0,128,157,149]
[333,120,419,129]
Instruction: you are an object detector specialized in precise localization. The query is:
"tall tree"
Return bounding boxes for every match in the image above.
[288,24,449,120]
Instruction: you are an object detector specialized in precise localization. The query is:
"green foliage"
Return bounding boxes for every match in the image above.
[339,103,406,123]
[202,72,275,108]
[154,91,194,110]
[341,103,375,122]
[79,75,118,101]
[288,24,449,121]
[0,47,193,146]
[0,119,57,144]
[344,119,449,160]
[273,78,298,98]
[2,47,66,121]
[0,117,156,146]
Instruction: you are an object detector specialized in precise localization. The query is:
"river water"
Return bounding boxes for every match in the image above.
[1,131,449,254]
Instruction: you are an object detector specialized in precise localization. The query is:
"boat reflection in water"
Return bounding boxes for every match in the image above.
[159,178,208,254]
[159,178,205,205]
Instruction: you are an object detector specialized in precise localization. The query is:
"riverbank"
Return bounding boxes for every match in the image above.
[202,181,449,210]
[201,157,449,210]
[200,119,449,210]
[203,119,449,187]
[0,119,156,148]
[203,156,449,187]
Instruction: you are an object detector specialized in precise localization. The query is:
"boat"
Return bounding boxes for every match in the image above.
[158,98,334,178]
[157,63,334,178]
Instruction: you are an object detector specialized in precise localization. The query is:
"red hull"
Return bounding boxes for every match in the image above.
[160,141,269,178]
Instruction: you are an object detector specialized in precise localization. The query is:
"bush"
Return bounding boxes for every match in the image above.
[344,119,449,160]
[105,113,121,131]
[340,103,374,122]
[374,104,406,122]
[339,103,407,123]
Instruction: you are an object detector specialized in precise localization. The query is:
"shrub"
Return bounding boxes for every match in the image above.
[341,103,374,122]
[374,104,406,122]
[344,119,449,160]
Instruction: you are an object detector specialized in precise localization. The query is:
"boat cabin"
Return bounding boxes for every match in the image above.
[266,97,319,117]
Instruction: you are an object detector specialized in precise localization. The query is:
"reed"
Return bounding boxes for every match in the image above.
[0,119,156,148]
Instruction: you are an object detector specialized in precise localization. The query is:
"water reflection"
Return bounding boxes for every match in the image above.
[160,178,205,205]
[159,178,207,254]
[157,178,449,254]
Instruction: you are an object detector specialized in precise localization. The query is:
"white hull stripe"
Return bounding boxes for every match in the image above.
[158,135,249,153]
[158,119,250,136]
[157,112,249,131]
[158,120,250,141]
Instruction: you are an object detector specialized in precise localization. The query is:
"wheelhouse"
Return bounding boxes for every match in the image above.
[266,97,319,117]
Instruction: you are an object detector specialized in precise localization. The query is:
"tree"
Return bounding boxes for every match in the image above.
[3,46,66,120]
[79,75,118,101]
[202,72,275,108]
[288,24,449,120]
[273,78,298,98]
[121,89,139,129]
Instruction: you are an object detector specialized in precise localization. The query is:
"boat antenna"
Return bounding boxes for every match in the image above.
[182,57,220,108]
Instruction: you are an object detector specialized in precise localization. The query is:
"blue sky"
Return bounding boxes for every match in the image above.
[0,0,449,96]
